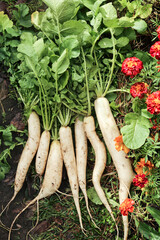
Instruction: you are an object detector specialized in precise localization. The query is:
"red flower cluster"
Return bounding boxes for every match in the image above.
[119,198,135,216]
[146,91,160,114]
[150,41,160,60]
[156,26,160,40]
[121,57,143,78]
[130,82,148,99]
[133,174,148,189]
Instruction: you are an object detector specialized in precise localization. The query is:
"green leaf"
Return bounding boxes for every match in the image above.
[91,13,102,32]
[118,16,134,27]
[41,17,58,36]
[52,49,70,74]
[103,19,119,28]
[92,0,106,15]
[138,222,160,240]
[42,0,76,23]
[13,4,32,28]
[0,12,13,31]
[116,37,129,48]
[81,0,95,10]
[0,163,10,181]
[33,38,45,58]
[133,19,147,33]
[136,4,152,19]
[2,129,12,146]
[41,78,54,90]
[61,35,80,58]
[6,40,19,47]
[146,207,160,226]
[141,109,153,119]
[123,28,136,41]
[98,38,113,48]
[133,50,153,63]
[121,113,151,149]
[18,43,35,57]
[61,20,86,36]
[121,122,149,149]
[31,11,46,29]
[6,27,20,37]
[87,187,103,205]
[59,70,69,90]
[87,187,118,206]
[100,3,117,20]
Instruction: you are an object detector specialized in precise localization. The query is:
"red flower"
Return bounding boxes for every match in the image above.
[114,135,130,154]
[150,42,160,60]
[121,57,143,78]
[146,91,160,115]
[156,26,160,40]
[133,174,148,189]
[135,158,154,175]
[130,82,148,99]
[119,198,135,216]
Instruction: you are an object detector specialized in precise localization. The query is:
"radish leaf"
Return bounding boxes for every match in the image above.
[42,0,76,24]
[52,49,70,74]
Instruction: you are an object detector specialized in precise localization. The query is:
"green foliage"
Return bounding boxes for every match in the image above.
[0,125,25,181]
[117,0,152,19]
[12,4,32,28]
[42,0,76,24]
[0,4,33,67]
[136,206,160,240]
[121,112,152,149]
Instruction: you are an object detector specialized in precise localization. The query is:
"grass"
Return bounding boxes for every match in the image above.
[29,192,117,240]
[26,167,142,240]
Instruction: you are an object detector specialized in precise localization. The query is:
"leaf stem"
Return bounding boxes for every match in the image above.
[94,51,103,96]
[26,56,49,130]
[106,89,130,94]
[102,28,116,97]
[90,28,109,56]
[81,47,91,116]
[56,18,62,43]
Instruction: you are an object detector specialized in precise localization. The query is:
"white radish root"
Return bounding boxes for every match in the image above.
[94,97,135,240]
[35,130,50,176]
[75,118,98,228]
[8,140,63,240]
[59,126,85,234]
[84,115,119,239]
[0,111,41,219]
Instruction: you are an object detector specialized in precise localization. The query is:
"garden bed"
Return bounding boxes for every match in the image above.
[0,1,160,240]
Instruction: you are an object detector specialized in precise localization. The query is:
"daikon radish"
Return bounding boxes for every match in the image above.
[75,118,98,228]
[8,140,63,240]
[59,126,85,234]
[94,97,135,240]
[84,116,119,239]
[0,111,41,218]
[35,130,50,176]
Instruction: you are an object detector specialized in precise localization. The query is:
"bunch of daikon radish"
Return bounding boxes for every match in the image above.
[0,2,137,240]
[2,98,135,240]
[4,74,135,240]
